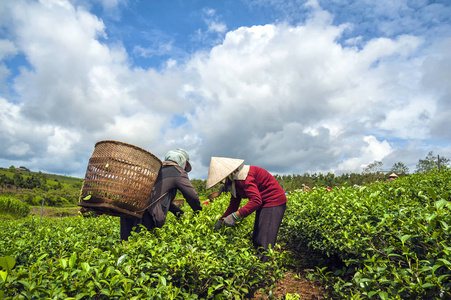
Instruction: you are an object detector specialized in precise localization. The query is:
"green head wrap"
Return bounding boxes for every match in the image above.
[164,148,192,172]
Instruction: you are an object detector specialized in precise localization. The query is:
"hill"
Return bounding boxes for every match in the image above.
[0,166,83,206]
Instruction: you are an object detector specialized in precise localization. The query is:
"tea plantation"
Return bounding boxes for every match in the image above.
[279,169,451,299]
[0,196,286,299]
[1,169,451,299]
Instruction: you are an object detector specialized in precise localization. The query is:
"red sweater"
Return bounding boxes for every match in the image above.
[221,166,287,219]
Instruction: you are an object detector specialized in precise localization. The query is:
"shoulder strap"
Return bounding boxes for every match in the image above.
[135,191,168,214]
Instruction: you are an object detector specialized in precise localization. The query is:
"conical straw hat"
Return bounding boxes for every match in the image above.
[206,157,244,189]
[389,173,398,177]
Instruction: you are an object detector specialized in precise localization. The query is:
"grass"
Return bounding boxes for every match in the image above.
[29,205,81,218]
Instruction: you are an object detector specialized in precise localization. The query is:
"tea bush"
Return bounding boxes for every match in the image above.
[0,196,30,219]
[0,195,287,299]
[279,169,451,299]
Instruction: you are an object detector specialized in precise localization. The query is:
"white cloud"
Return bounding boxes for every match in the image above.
[0,39,18,60]
[185,11,434,175]
[1,0,450,179]
[335,136,392,173]
[0,0,191,176]
[0,97,54,162]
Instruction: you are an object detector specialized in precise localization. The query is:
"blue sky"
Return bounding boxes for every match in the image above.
[0,0,450,180]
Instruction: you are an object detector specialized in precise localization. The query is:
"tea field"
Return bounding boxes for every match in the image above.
[278,169,451,299]
[1,169,451,299]
[0,196,287,299]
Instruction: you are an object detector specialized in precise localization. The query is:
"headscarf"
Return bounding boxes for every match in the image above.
[164,148,192,172]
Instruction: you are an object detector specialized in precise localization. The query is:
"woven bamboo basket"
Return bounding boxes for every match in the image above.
[78,140,162,219]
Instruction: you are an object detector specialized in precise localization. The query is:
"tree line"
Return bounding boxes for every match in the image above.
[1,151,449,204]
[193,151,450,194]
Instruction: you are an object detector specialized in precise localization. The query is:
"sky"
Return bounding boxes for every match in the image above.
[0,0,450,181]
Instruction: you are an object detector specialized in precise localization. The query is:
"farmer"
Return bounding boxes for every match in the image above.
[206,157,287,262]
[218,183,230,196]
[389,173,398,181]
[120,148,202,241]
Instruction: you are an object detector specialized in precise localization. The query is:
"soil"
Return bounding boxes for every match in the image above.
[250,270,325,299]
[248,247,337,299]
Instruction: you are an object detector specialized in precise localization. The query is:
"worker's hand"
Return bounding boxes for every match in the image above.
[175,210,186,218]
[223,212,239,227]
[214,220,223,231]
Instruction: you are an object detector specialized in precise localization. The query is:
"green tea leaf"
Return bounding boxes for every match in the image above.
[60,258,68,269]
[117,254,127,267]
[434,199,449,210]
[69,252,77,268]
[427,187,437,201]
[400,235,411,244]
[0,256,15,273]
[0,270,7,282]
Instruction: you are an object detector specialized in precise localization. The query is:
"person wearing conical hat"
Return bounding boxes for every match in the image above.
[206,157,287,262]
[121,148,202,241]
[389,173,398,181]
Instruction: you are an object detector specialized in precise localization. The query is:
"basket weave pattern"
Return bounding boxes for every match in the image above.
[78,140,162,218]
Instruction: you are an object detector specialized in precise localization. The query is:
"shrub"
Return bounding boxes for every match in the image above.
[279,170,451,299]
[0,196,30,218]
[0,195,287,298]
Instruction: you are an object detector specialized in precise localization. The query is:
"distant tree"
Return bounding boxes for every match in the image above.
[54,182,63,190]
[390,162,409,175]
[361,161,384,184]
[191,179,206,196]
[362,160,383,175]
[415,151,450,173]
[438,154,451,169]
[303,173,315,188]
[324,172,336,187]
[9,165,16,172]
[13,172,24,188]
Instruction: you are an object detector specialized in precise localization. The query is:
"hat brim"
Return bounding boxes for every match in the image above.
[185,161,192,173]
[205,157,244,189]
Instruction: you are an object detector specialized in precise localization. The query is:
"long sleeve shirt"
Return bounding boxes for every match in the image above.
[120,160,201,240]
[221,166,287,219]
[147,160,202,226]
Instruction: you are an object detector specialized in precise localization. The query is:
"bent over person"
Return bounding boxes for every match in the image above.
[206,157,287,262]
[120,148,202,241]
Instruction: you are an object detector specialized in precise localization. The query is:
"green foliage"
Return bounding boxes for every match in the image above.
[362,160,383,175]
[285,293,300,300]
[0,255,16,299]
[0,167,83,206]
[279,169,451,299]
[416,151,450,173]
[390,162,409,175]
[0,196,30,218]
[0,195,287,299]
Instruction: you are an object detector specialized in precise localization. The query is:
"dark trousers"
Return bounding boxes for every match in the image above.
[252,203,286,262]
[120,210,156,241]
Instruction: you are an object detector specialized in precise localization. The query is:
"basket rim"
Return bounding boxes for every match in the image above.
[78,202,144,219]
[95,140,163,166]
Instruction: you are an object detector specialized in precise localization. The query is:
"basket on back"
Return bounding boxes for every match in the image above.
[78,140,162,219]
